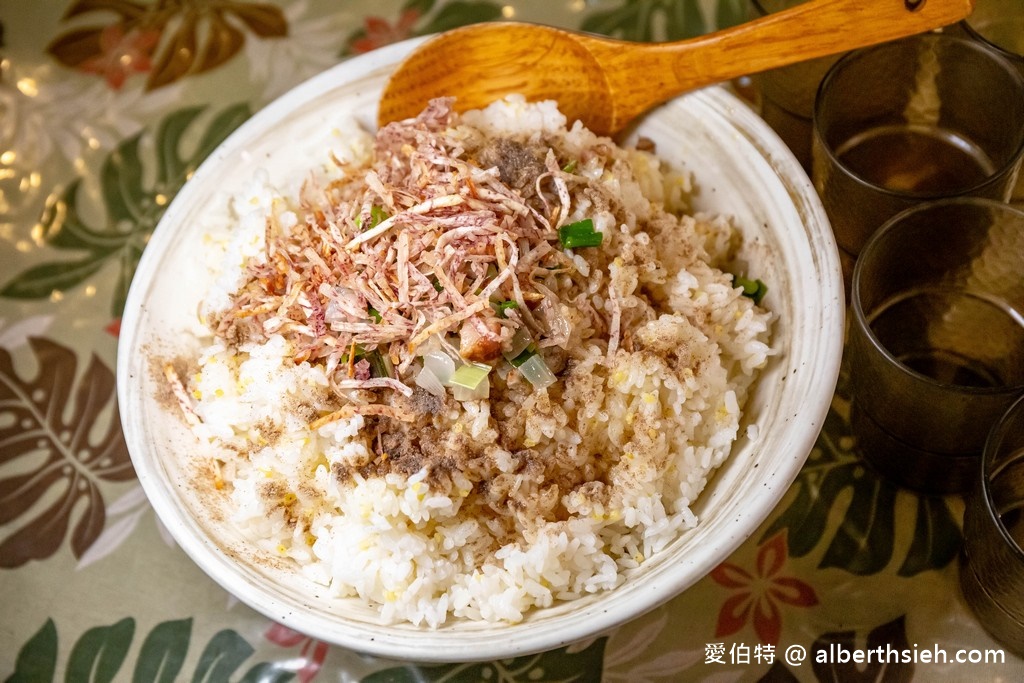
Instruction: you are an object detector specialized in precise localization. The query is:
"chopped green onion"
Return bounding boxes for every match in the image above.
[414,365,446,398]
[450,362,491,390]
[493,300,519,317]
[368,306,382,323]
[341,343,367,364]
[561,160,578,174]
[518,353,557,389]
[508,346,536,368]
[430,276,444,292]
[367,350,393,378]
[368,205,389,229]
[734,276,768,305]
[558,218,603,249]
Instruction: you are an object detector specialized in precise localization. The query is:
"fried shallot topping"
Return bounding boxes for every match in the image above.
[211,98,621,402]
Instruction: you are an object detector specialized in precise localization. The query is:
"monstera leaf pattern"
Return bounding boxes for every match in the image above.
[762,370,961,577]
[7,618,295,682]
[363,639,608,682]
[0,103,250,316]
[755,617,916,682]
[0,338,133,568]
[581,0,748,40]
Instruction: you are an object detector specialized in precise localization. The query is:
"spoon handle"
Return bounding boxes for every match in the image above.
[595,0,975,127]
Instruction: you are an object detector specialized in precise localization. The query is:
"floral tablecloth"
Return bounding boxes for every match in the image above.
[2,1,1022,680]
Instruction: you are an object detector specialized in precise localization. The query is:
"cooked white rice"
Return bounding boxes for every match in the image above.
[178,96,774,627]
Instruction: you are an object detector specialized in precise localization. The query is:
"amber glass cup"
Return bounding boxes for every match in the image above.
[950,0,1024,203]
[961,394,1024,657]
[748,0,843,171]
[954,0,1024,76]
[812,34,1024,286]
[848,198,1024,494]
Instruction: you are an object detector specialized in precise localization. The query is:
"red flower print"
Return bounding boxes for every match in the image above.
[710,531,818,645]
[265,623,329,682]
[351,9,421,53]
[105,318,121,337]
[78,23,161,89]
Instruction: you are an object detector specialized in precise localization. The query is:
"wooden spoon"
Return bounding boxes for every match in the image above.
[378,0,975,136]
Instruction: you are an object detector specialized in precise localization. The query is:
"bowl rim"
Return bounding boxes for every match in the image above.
[117,35,845,662]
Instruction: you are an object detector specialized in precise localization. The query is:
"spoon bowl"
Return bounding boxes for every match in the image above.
[378,0,975,135]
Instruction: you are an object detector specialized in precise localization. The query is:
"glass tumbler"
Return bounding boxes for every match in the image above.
[950,0,1024,203]
[748,0,843,171]
[813,34,1024,285]
[961,394,1024,657]
[848,198,1024,494]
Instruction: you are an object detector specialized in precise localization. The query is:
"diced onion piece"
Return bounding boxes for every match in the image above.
[518,354,556,389]
[503,327,534,363]
[453,380,489,401]
[450,362,490,390]
[414,365,446,398]
[423,349,456,385]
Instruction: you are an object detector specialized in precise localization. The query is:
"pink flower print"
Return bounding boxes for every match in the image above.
[710,531,818,645]
[351,9,420,53]
[265,623,329,681]
[79,23,161,90]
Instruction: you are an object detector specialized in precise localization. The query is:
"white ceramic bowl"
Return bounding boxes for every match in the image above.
[117,37,844,662]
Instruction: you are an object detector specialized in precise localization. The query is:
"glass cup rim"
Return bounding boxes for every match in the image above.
[813,33,1024,200]
[980,392,1024,563]
[960,16,1024,66]
[851,196,1024,395]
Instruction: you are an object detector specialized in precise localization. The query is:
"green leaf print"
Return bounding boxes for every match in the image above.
[1,255,111,300]
[762,372,961,577]
[6,619,57,683]
[580,0,750,42]
[364,638,608,682]
[756,660,801,683]
[897,494,961,577]
[811,616,915,682]
[0,103,250,317]
[762,615,916,682]
[236,663,295,683]
[193,630,257,683]
[4,618,293,683]
[66,618,134,683]
[417,1,503,35]
[132,618,192,683]
[581,0,707,42]
[715,0,751,29]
